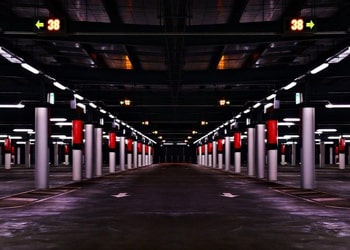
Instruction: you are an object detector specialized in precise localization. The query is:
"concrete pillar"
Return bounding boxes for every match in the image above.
[72,120,83,181]
[108,131,116,173]
[35,107,49,189]
[133,141,137,168]
[208,142,213,167]
[291,143,297,166]
[25,141,31,168]
[280,144,287,165]
[248,127,256,176]
[224,136,231,171]
[148,145,152,165]
[267,120,278,181]
[137,142,142,167]
[4,138,11,169]
[319,141,325,168]
[198,145,202,165]
[72,150,82,181]
[94,127,103,176]
[204,144,208,166]
[53,143,59,166]
[339,138,346,169]
[142,143,146,166]
[329,146,333,165]
[234,132,241,173]
[16,147,21,165]
[212,141,217,168]
[85,123,94,179]
[256,124,266,179]
[301,107,316,189]
[119,136,125,171]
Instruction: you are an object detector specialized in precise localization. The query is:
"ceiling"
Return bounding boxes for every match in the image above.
[0,0,349,146]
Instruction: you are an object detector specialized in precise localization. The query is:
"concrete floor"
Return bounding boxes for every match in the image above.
[1,164,350,249]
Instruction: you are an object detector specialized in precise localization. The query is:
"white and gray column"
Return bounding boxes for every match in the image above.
[212,141,217,168]
[35,107,49,189]
[25,140,31,168]
[217,139,224,169]
[329,146,334,165]
[208,142,213,167]
[84,123,94,179]
[319,141,325,168]
[16,146,21,165]
[53,143,59,167]
[72,120,83,181]
[119,135,125,171]
[204,143,208,166]
[267,120,278,181]
[256,124,266,179]
[94,127,103,176]
[224,136,231,171]
[339,137,346,169]
[234,132,241,173]
[108,131,116,173]
[291,143,297,166]
[126,139,133,169]
[301,107,316,189]
[280,144,287,165]
[64,144,69,165]
[137,142,142,167]
[133,140,138,168]
[142,143,146,166]
[248,127,256,176]
[4,137,11,170]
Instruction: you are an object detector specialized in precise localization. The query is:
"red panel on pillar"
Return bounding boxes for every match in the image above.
[281,144,286,154]
[267,120,278,145]
[11,146,15,155]
[145,145,149,154]
[201,145,205,154]
[234,132,241,150]
[72,120,84,145]
[126,139,133,153]
[217,139,224,153]
[109,132,116,150]
[339,138,346,153]
[335,146,339,155]
[4,138,11,153]
[64,144,69,154]
[208,142,213,154]
[137,142,142,154]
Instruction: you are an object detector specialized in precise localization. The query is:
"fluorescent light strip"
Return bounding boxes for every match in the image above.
[283,118,300,122]
[50,118,67,122]
[317,129,337,132]
[235,114,241,119]
[55,122,72,126]
[0,47,22,64]
[53,81,67,90]
[310,63,329,74]
[328,136,340,139]
[21,63,40,74]
[89,102,97,109]
[253,102,261,108]
[0,104,25,108]
[74,93,84,101]
[266,93,276,100]
[243,109,250,114]
[264,103,273,109]
[100,109,107,114]
[13,129,33,132]
[77,103,86,109]
[283,81,297,90]
[278,122,295,126]
[325,104,350,108]
[327,47,350,64]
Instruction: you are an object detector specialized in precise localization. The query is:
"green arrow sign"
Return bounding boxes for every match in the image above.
[306,20,315,30]
[35,20,44,29]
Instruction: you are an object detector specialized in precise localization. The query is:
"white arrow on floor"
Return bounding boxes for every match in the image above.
[112,193,130,198]
[221,193,239,198]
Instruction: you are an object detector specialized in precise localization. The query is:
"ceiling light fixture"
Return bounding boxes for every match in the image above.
[13,129,33,133]
[53,81,67,90]
[325,104,350,108]
[327,46,350,64]
[0,104,25,108]
[253,102,261,108]
[74,93,84,101]
[283,118,300,122]
[283,81,297,90]
[50,118,67,122]
[316,128,337,132]
[310,63,329,74]
[21,63,40,74]
[89,102,97,109]
[266,93,276,100]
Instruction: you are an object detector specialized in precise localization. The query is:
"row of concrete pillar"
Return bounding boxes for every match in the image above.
[196,107,317,189]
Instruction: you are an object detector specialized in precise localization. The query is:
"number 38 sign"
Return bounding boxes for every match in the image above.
[285,18,316,33]
[34,17,66,33]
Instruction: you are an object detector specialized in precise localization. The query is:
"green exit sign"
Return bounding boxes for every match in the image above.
[33,17,66,33]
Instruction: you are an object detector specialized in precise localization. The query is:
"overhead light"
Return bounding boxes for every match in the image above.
[201,121,208,125]
[74,93,84,101]
[176,142,187,146]
[109,114,114,119]
[235,114,241,119]
[253,102,261,109]
[243,109,250,114]
[53,81,67,90]
[0,47,22,64]
[188,136,192,139]
[264,103,273,110]
[283,81,297,90]
[77,103,86,110]
[124,98,131,106]
[283,118,300,122]
[152,131,158,134]
[283,135,299,139]
[328,136,340,139]
[310,63,329,74]
[192,130,198,134]
[316,128,337,132]
[51,135,67,139]
[55,122,72,126]
[50,118,67,122]
[327,46,350,64]
[100,109,107,114]
[13,129,33,133]
[0,104,25,108]
[324,142,334,145]
[278,122,295,126]
[21,63,40,74]
[89,102,97,109]
[266,93,276,100]
[28,131,35,135]
[142,121,149,126]
[163,142,174,146]
[9,136,22,139]
[325,104,350,108]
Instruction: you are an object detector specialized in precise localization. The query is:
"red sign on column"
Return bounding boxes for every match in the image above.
[208,142,213,154]
[4,137,11,153]
[145,144,149,154]
[64,144,70,155]
[126,139,133,153]
[109,132,116,150]
[234,132,241,150]
[11,146,15,155]
[335,146,339,155]
[281,144,286,154]
[137,142,142,154]
[339,138,346,153]
[72,120,83,145]
[217,139,224,153]
[267,120,278,145]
